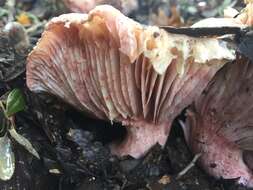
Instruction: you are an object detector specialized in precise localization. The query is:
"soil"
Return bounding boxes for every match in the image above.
[0,0,252,189]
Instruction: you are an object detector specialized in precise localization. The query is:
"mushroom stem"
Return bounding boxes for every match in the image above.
[185,59,253,187]
[110,119,171,158]
[187,110,253,186]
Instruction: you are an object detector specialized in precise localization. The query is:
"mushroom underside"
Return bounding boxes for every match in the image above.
[26,6,233,158]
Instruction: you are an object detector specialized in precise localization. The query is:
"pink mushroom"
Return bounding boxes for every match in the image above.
[181,4,253,187]
[26,5,234,158]
[184,57,253,187]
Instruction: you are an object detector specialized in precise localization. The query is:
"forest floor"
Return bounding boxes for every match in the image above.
[0,0,251,189]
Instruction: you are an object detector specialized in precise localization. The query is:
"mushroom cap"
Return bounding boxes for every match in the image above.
[184,58,253,187]
[26,5,235,158]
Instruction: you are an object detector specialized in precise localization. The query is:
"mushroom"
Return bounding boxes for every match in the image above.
[26,5,235,158]
[63,0,138,15]
[184,57,253,187]
[3,22,30,54]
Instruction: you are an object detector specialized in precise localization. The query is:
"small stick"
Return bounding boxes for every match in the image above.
[176,153,202,180]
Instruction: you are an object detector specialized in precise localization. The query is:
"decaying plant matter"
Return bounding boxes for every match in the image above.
[0,89,39,181]
[184,57,253,187]
[26,5,235,158]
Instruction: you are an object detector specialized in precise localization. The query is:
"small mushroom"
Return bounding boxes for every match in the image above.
[26,5,234,158]
[184,57,253,187]
[3,22,30,54]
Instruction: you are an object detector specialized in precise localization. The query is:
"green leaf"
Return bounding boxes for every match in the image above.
[5,89,25,117]
[0,8,8,18]
[9,128,40,159]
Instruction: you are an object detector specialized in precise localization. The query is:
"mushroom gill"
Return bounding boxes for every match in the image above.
[184,57,253,187]
[26,5,234,158]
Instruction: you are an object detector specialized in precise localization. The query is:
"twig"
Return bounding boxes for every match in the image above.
[176,153,202,180]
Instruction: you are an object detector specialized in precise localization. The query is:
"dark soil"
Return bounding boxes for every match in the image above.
[0,0,252,189]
